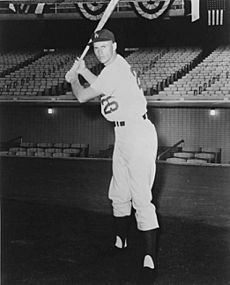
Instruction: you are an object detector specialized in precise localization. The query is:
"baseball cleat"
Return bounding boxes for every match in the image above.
[115,235,127,249]
[143,254,155,269]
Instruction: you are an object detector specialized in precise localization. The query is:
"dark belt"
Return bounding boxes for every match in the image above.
[114,113,148,127]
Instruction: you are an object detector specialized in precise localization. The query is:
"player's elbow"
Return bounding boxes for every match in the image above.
[77,96,87,103]
[72,88,86,103]
[72,92,86,103]
[73,86,99,103]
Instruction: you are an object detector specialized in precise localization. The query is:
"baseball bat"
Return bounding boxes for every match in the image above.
[65,0,119,82]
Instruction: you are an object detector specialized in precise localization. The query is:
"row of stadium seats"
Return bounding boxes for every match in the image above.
[0,141,89,158]
[94,145,221,164]
[158,45,230,99]
[166,157,210,164]
[142,48,202,95]
[0,46,230,101]
[165,146,221,164]
[0,141,222,164]
[0,50,43,76]
[0,49,101,98]
[0,50,74,97]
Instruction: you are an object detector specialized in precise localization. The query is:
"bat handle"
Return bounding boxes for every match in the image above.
[65,39,91,82]
[80,38,93,60]
[80,46,89,60]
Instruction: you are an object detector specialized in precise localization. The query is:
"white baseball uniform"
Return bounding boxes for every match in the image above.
[91,54,159,231]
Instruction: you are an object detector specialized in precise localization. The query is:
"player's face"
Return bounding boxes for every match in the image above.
[93,41,117,66]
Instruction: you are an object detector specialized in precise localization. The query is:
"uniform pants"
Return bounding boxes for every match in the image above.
[108,118,159,231]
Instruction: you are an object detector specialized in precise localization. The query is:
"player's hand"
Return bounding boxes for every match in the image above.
[65,60,79,83]
[65,58,86,83]
[75,58,86,75]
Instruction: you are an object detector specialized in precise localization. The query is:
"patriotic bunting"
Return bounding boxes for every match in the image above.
[7,0,227,26]
[77,2,107,21]
[132,0,171,20]
[7,1,184,21]
[8,3,45,15]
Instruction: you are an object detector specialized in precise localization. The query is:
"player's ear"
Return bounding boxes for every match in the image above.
[112,42,117,52]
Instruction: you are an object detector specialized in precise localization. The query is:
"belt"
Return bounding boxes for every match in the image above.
[114,113,148,127]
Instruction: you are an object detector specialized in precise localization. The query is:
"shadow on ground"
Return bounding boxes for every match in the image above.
[1,199,230,285]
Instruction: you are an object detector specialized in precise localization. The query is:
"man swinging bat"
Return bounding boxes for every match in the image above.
[66,29,159,282]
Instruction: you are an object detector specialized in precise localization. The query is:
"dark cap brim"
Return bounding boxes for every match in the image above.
[91,38,114,45]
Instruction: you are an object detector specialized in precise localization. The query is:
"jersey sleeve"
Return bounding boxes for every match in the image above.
[90,69,116,96]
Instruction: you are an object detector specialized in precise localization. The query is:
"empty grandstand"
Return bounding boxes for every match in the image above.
[0,0,229,165]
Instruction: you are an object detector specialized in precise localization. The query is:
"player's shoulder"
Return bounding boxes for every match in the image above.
[115,54,130,70]
[116,54,128,64]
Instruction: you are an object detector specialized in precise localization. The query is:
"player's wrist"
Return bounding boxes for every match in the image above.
[80,67,89,77]
[69,75,80,85]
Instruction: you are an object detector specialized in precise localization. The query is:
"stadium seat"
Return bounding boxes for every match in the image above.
[53,143,70,148]
[34,151,46,157]
[0,151,9,156]
[173,152,194,159]
[52,152,71,158]
[182,146,201,153]
[195,153,215,162]
[37,142,53,148]
[166,157,187,163]
[63,148,81,157]
[186,159,208,164]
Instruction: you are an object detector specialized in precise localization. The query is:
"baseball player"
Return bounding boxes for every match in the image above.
[67,29,159,280]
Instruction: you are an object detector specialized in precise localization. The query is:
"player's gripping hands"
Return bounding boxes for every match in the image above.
[65,58,86,83]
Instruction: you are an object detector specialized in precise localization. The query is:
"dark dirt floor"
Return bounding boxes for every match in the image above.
[1,198,230,285]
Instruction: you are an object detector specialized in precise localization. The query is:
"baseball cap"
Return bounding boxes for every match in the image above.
[91,29,115,44]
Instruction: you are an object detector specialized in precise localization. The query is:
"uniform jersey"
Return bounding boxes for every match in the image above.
[90,54,147,122]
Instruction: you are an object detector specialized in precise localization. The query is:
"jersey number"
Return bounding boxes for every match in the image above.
[101,96,119,115]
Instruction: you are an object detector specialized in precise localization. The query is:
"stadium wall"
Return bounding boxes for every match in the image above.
[0,16,229,50]
[0,105,229,163]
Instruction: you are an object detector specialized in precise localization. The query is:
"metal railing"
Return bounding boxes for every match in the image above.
[0,136,22,150]
[157,139,184,161]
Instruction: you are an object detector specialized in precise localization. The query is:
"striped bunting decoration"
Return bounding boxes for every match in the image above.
[9,3,45,15]
[207,0,225,26]
[132,0,171,20]
[77,2,107,21]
